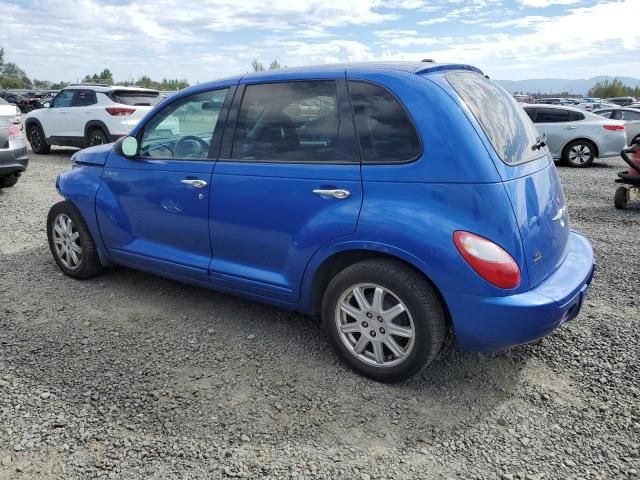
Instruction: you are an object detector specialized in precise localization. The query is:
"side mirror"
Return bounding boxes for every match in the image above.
[114,136,139,157]
[43,102,50,108]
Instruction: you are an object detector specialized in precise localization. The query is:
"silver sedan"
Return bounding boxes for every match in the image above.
[523,104,627,167]
[593,108,640,146]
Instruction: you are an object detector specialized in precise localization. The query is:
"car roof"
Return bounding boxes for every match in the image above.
[63,85,159,94]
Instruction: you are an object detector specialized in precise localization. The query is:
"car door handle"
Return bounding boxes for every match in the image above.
[181,179,208,188]
[565,126,578,130]
[313,189,351,199]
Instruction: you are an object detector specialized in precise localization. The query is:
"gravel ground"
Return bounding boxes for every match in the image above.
[0,148,638,480]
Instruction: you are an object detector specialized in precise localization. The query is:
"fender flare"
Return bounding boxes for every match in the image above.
[297,239,438,314]
[84,120,111,139]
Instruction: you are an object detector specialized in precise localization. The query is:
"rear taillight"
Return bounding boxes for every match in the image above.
[105,107,136,116]
[8,125,22,141]
[603,124,624,131]
[453,231,521,289]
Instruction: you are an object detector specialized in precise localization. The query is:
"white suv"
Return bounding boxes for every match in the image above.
[24,85,162,154]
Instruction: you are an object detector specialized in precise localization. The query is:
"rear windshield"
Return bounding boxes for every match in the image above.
[447,71,542,165]
[109,90,161,106]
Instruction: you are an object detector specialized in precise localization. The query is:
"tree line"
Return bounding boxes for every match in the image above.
[0,47,189,91]
[587,79,640,99]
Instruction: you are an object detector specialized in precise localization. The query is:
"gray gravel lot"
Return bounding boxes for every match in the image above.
[0,148,639,479]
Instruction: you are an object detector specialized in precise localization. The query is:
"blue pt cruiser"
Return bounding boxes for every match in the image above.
[48,62,595,382]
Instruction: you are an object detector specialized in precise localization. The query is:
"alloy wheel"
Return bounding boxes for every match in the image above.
[568,144,592,165]
[30,127,42,150]
[335,283,415,368]
[90,133,104,146]
[52,213,82,270]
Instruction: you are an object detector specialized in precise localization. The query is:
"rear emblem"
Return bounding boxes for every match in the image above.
[533,251,543,264]
[552,205,566,228]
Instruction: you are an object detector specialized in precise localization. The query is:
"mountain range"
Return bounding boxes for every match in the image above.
[496,76,640,95]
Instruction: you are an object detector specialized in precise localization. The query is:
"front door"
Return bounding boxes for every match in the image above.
[209,78,362,301]
[96,87,231,283]
[44,89,76,137]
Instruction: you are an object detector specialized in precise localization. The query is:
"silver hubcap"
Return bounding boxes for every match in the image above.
[52,214,82,269]
[569,144,591,164]
[335,284,415,368]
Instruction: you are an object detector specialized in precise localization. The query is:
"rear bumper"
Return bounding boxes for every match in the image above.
[599,132,628,158]
[0,143,29,176]
[444,230,595,352]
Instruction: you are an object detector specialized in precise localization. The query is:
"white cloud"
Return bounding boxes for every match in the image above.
[521,0,580,6]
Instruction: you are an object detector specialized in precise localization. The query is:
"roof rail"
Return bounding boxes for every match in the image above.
[68,83,110,87]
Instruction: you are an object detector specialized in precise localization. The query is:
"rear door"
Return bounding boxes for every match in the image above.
[209,77,362,301]
[67,89,98,138]
[96,87,231,283]
[447,72,570,288]
[531,107,576,156]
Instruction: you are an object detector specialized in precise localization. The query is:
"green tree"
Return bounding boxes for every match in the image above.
[269,60,281,70]
[587,78,635,98]
[0,62,31,88]
[251,58,265,72]
[82,68,114,85]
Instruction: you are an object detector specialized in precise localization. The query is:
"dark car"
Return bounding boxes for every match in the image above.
[0,117,29,188]
[606,96,637,107]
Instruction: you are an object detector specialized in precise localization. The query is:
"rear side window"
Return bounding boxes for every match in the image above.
[232,81,352,162]
[597,110,613,119]
[571,111,585,121]
[110,90,161,106]
[447,72,541,165]
[535,108,572,123]
[74,90,97,107]
[621,110,640,121]
[348,81,420,163]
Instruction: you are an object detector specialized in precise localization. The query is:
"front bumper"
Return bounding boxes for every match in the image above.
[443,231,595,351]
[0,141,29,176]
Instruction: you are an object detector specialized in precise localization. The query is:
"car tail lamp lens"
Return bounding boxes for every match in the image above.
[8,125,22,141]
[603,124,624,131]
[453,231,521,289]
[106,107,136,116]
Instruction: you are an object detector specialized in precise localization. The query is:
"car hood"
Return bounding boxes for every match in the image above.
[71,144,114,166]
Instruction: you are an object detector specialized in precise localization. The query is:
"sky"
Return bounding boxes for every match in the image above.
[1,0,639,84]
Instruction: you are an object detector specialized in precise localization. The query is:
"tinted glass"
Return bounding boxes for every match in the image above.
[524,107,536,121]
[596,110,613,119]
[0,97,7,105]
[111,90,161,106]
[570,111,585,121]
[535,108,572,123]
[140,89,228,160]
[74,90,97,107]
[52,90,75,108]
[447,71,541,165]
[232,81,344,162]
[621,110,640,121]
[349,81,420,163]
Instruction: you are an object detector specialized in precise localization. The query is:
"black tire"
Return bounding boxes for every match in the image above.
[321,259,446,383]
[0,174,19,188]
[27,124,51,154]
[47,201,104,279]
[87,128,108,147]
[614,186,628,210]
[631,135,640,147]
[562,140,595,167]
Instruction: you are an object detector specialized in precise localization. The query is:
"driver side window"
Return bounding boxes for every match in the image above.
[140,88,229,160]
[53,90,75,108]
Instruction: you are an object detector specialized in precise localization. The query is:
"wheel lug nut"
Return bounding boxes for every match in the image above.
[377,316,383,322]
[366,312,373,319]
[379,327,385,334]
[362,321,368,328]
[370,330,376,337]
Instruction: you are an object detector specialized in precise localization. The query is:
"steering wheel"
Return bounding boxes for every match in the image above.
[174,135,210,158]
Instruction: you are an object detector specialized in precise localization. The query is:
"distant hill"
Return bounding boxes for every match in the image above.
[496,76,640,95]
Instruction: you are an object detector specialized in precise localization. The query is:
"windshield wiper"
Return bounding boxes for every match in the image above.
[532,134,547,151]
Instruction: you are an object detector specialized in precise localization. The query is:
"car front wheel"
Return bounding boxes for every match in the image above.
[563,140,595,167]
[322,259,446,383]
[28,124,51,154]
[47,201,103,279]
[0,174,19,188]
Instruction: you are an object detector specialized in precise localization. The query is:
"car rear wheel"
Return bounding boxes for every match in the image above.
[0,174,19,188]
[28,124,51,154]
[322,259,446,383]
[87,128,108,147]
[47,201,104,279]
[562,140,595,167]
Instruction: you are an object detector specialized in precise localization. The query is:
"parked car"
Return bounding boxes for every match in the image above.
[523,104,627,167]
[536,97,574,105]
[0,117,28,188]
[24,85,163,154]
[0,96,23,125]
[606,97,637,106]
[575,101,618,111]
[627,103,640,110]
[593,108,640,146]
[47,62,595,382]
